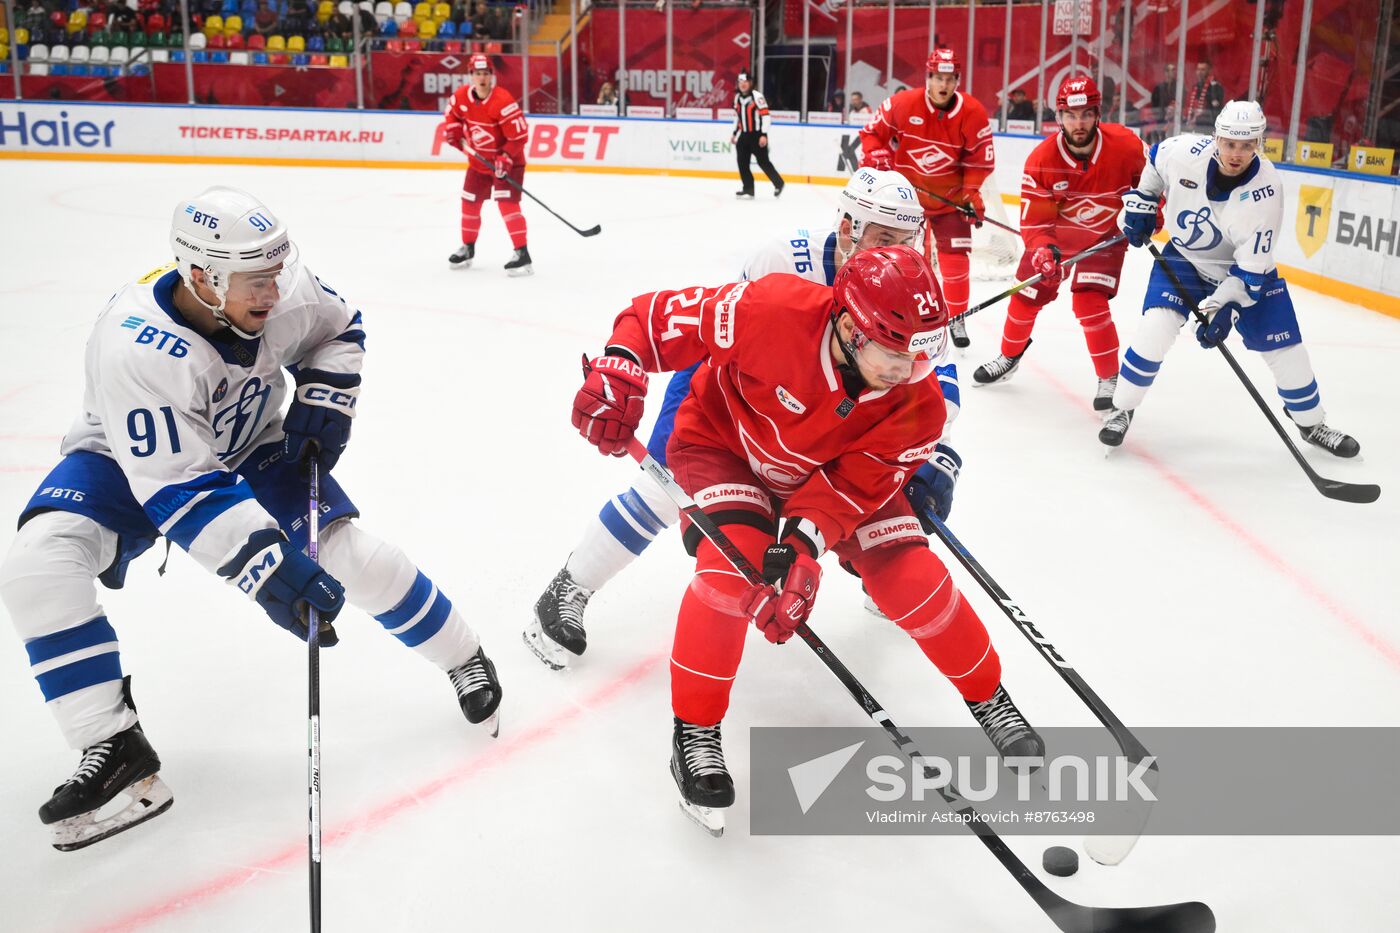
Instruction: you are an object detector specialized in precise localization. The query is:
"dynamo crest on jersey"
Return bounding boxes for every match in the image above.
[1172,206,1224,252]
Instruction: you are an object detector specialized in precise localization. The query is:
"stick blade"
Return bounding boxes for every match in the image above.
[1083,901,1216,933]
[580,225,602,237]
[1317,480,1381,504]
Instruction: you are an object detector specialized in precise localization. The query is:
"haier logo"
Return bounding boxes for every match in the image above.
[0,108,116,148]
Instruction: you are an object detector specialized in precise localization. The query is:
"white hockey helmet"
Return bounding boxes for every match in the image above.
[1214,100,1267,143]
[835,168,925,250]
[170,186,295,335]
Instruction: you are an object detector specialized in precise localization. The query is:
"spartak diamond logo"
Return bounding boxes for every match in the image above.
[732,32,751,49]
[442,55,461,70]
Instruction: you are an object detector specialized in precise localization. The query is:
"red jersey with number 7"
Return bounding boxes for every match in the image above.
[859,89,995,217]
[443,84,529,175]
[1019,123,1148,253]
[603,274,946,550]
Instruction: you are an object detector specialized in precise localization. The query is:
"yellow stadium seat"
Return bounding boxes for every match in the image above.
[432,2,450,21]
[66,10,88,33]
[223,15,242,33]
[288,34,305,51]
[204,14,223,35]
[16,27,30,45]
[412,2,431,20]
[0,27,8,43]
[329,53,349,67]
[267,34,286,50]
[0,44,9,62]
[418,18,437,37]
[316,1,333,23]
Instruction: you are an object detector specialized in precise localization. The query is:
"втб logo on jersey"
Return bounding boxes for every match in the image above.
[213,376,272,459]
[1172,206,1223,251]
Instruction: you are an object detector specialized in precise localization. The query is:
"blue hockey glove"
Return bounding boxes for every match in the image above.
[1195,275,1254,348]
[219,530,345,645]
[1120,189,1159,248]
[904,443,962,533]
[283,369,360,472]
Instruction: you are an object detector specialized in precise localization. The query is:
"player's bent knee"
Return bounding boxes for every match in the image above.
[856,541,962,637]
[317,519,419,615]
[1,512,113,638]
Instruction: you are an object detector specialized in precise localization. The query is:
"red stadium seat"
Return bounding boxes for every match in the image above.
[246,33,265,49]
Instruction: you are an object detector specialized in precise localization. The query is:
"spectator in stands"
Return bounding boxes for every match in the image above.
[849,91,872,115]
[597,81,618,107]
[1148,62,1177,120]
[110,1,138,32]
[471,0,500,39]
[1184,60,1225,130]
[1100,74,1117,117]
[356,4,376,37]
[327,10,353,39]
[828,90,845,113]
[22,0,49,33]
[1007,88,1034,121]
[254,0,279,36]
[285,0,312,34]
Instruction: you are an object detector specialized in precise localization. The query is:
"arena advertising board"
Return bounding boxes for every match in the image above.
[1,100,1394,305]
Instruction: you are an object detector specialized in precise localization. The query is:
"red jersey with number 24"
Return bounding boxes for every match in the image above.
[605,274,946,551]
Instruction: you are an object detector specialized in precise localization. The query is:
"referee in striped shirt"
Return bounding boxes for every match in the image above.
[731,71,785,199]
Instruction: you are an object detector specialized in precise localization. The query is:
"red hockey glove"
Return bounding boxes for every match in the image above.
[439,121,465,151]
[572,353,648,457]
[959,188,986,227]
[1030,245,1062,288]
[862,147,894,171]
[493,153,514,178]
[740,544,822,645]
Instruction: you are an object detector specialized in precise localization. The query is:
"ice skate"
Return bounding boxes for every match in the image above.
[523,567,593,670]
[973,339,1031,386]
[670,717,733,837]
[449,648,503,737]
[448,243,474,268]
[966,684,1045,765]
[949,314,970,349]
[1289,411,1360,459]
[735,190,754,200]
[1098,407,1133,448]
[1094,375,1118,412]
[504,246,533,277]
[40,724,173,852]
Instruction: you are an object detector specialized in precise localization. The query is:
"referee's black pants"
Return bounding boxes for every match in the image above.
[735,131,784,194]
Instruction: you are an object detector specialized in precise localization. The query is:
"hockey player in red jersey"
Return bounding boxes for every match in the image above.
[438,53,533,276]
[972,76,1147,410]
[569,246,1044,832]
[859,47,994,350]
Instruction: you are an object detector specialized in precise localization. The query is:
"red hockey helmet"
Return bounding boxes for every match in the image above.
[926,47,959,76]
[469,53,492,73]
[833,245,949,384]
[1055,75,1101,111]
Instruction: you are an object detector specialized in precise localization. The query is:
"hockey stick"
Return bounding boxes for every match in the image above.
[926,514,1156,867]
[915,183,1022,236]
[1146,243,1380,504]
[463,148,603,237]
[306,456,324,933]
[961,233,1127,321]
[626,437,1215,933]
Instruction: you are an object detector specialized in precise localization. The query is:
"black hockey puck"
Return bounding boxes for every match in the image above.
[1042,845,1079,877]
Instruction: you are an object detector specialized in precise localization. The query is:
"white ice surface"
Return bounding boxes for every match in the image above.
[0,162,1397,933]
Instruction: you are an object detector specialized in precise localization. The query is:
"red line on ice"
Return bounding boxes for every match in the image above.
[1027,360,1400,671]
[83,651,664,933]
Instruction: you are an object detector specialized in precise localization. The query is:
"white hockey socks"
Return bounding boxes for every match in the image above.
[565,476,680,592]
[1113,306,1186,412]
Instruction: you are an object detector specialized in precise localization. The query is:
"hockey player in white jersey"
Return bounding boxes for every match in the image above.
[525,169,964,669]
[0,187,503,852]
[1100,101,1360,456]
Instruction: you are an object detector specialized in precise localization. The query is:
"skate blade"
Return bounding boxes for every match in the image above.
[522,619,570,671]
[51,774,173,852]
[506,265,534,278]
[862,595,889,620]
[677,799,725,837]
[482,712,500,739]
[449,262,473,270]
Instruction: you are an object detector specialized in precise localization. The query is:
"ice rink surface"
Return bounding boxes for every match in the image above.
[1,161,1397,933]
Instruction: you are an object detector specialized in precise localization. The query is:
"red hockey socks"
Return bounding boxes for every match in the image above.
[1000,294,1040,359]
[1073,291,1120,378]
[499,200,529,249]
[670,525,771,726]
[460,196,482,246]
[938,250,971,320]
[859,545,1001,703]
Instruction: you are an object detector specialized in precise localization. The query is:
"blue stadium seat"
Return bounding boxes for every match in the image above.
[437,19,454,37]
[253,50,268,63]
[69,63,89,75]
[458,20,471,35]
[210,50,229,62]
[222,0,238,12]
[170,49,186,62]
[192,50,208,62]
[291,52,309,64]
[308,35,324,50]
[130,63,150,75]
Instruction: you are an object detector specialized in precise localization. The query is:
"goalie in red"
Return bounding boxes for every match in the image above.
[568,246,1044,834]
[972,76,1148,411]
[438,53,533,276]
